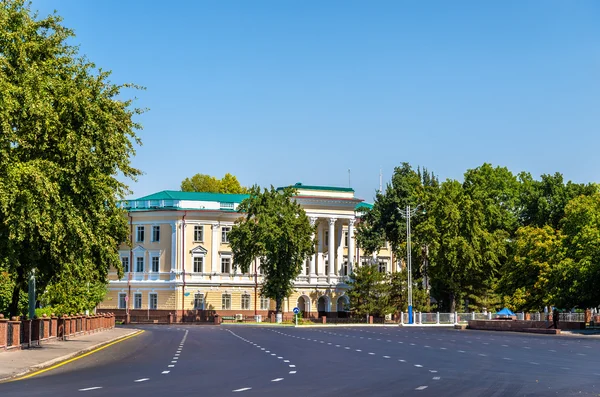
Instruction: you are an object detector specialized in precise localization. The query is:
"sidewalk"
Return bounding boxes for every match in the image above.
[0,327,140,381]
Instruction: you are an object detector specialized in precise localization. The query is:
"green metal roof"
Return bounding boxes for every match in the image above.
[136,190,250,203]
[277,182,354,193]
[355,202,373,210]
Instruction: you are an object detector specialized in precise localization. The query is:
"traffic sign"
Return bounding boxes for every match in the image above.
[293,307,299,314]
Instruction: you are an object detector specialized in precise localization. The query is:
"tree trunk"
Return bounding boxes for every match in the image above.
[276,296,282,314]
[450,292,456,313]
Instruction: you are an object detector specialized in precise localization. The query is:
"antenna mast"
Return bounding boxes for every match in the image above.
[379,167,383,193]
[348,169,351,188]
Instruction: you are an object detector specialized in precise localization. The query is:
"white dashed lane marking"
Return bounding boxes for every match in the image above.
[416,386,428,390]
[79,387,103,392]
[161,371,170,374]
[134,378,149,383]
[232,388,252,392]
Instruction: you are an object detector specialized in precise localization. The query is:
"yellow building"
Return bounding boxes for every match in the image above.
[98,183,396,320]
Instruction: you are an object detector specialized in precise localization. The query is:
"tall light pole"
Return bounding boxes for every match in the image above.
[398,204,424,325]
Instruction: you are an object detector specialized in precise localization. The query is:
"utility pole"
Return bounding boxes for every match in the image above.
[398,204,425,325]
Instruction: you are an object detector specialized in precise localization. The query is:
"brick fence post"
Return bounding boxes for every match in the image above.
[322,316,327,324]
[64,316,71,339]
[9,317,21,349]
[51,315,58,339]
[0,315,7,350]
[42,315,50,340]
[369,316,373,324]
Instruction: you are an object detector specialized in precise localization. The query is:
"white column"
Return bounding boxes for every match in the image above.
[348,218,355,275]
[328,218,336,276]
[317,222,324,275]
[170,221,178,272]
[211,223,219,273]
[336,221,343,276]
[309,217,317,279]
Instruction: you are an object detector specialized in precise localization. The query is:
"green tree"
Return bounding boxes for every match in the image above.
[518,172,598,229]
[499,226,563,311]
[181,172,248,194]
[555,193,600,308]
[0,1,142,316]
[346,264,391,318]
[428,180,507,312]
[229,186,314,316]
[356,163,438,282]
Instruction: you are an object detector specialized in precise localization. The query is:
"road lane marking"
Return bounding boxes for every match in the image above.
[12,330,145,381]
[79,387,102,391]
[433,377,441,380]
[284,360,290,362]
[168,365,175,368]
[271,378,284,382]
[134,378,149,382]
[416,386,428,390]
[356,349,362,352]
[233,388,252,392]
[383,356,390,359]
[162,371,170,374]
[369,352,375,355]
[289,365,296,368]
[289,371,297,374]
[414,364,423,368]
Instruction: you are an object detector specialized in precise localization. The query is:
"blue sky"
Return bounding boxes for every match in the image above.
[32,1,600,202]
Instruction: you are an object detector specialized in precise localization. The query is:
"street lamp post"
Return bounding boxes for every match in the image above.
[398,204,424,325]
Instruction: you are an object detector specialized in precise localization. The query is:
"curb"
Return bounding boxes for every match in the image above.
[0,329,142,382]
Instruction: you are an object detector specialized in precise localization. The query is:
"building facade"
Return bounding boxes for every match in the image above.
[97,183,396,319]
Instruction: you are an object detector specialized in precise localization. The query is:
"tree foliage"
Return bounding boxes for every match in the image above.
[181,172,248,194]
[346,264,390,318]
[0,1,142,317]
[229,186,314,313]
[356,161,600,313]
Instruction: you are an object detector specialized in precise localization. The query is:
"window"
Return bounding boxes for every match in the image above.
[325,260,329,275]
[136,257,144,272]
[260,297,270,310]
[221,257,231,274]
[378,261,387,273]
[194,293,204,310]
[121,257,130,273]
[221,227,231,243]
[342,261,348,276]
[118,293,127,309]
[241,294,251,310]
[136,226,145,242]
[151,256,159,272]
[325,231,329,245]
[152,226,160,242]
[134,293,142,309]
[149,293,158,310]
[193,257,203,273]
[222,293,231,310]
[194,225,204,242]
[220,202,234,210]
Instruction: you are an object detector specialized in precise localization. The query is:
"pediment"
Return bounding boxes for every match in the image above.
[190,245,208,255]
[132,245,146,253]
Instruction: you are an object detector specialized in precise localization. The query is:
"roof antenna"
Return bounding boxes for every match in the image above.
[379,167,383,193]
[348,168,351,188]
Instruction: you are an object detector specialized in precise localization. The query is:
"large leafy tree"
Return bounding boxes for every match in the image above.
[356,163,438,279]
[181,172,248,194]
[428,180,506,312]
[499,225,564,311]
[555,193,600,308]
[0,1,142,316]
[229,186,314,315]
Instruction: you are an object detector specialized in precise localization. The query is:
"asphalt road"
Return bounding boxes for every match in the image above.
[1,325,600,396]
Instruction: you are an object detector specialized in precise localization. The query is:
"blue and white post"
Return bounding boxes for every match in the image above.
[406,205,413,324]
